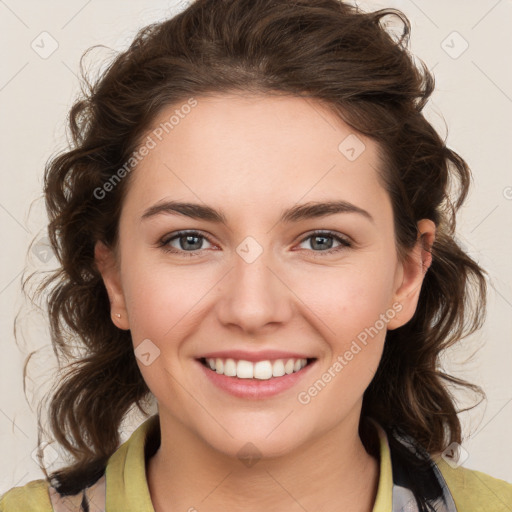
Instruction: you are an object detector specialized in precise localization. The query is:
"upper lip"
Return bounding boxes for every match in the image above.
[197,350,315,362]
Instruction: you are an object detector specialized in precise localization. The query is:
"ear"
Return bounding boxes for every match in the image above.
[94,240,130,330]
[387,219,436,330]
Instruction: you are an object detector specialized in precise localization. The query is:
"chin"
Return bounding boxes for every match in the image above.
[197,418,309,462]
[212,436,299,463]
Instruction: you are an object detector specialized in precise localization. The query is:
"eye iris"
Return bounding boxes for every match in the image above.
[311,234,333,250]
[181,234,202,250]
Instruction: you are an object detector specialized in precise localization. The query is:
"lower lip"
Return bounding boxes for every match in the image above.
[196,359,316,399]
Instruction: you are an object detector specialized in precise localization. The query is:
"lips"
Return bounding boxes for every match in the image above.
[194,349,317,398]
[196,350,316,380]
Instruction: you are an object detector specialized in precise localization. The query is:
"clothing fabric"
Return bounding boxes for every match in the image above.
[1,415,511,511]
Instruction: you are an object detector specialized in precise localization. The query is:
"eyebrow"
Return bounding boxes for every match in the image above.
[141,199,374,225]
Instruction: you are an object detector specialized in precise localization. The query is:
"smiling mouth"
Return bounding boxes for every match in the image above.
[198,357,316,380]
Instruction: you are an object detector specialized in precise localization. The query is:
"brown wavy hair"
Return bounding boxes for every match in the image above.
[27,0,487,495]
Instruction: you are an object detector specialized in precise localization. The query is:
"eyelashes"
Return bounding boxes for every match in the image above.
[158,230,212,256]
[157,229,352,258]
[300,231,352,252]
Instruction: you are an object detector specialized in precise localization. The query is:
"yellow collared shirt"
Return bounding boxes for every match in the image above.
[2,416,511,511]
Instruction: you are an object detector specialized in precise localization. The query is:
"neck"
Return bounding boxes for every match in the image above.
[147,411,380,512]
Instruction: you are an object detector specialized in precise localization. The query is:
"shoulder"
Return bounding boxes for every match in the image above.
[0,479,53,512]
[0,474,106,512]
[435,457,512,511]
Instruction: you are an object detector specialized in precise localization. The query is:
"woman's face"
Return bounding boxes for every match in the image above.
[96,93,433,459]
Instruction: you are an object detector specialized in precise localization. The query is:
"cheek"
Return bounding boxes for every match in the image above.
[293,263,394,383]
[121,250,213,341]
[295,275,392,411]
[293,261,395,336]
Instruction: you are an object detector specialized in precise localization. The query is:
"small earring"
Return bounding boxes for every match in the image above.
[115,313,121,318]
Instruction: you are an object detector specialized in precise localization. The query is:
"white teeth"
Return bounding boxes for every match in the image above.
[272,359,285,377]
[223,358,237,377]
[254,361,273,380]
[237,360,254,379]
[204,357,309,379]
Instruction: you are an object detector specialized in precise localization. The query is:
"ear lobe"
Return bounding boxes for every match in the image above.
[387,219,435,330]
[94,240,130,330]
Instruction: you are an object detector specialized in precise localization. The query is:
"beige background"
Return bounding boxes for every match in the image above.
[1,0,511,494]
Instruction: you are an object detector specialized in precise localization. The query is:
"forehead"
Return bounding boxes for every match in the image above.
[124,94,390,223]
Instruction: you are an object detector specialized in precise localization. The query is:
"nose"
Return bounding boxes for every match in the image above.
[215,239,293,335]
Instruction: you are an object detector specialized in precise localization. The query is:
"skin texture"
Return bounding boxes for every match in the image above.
[95,94,435,512]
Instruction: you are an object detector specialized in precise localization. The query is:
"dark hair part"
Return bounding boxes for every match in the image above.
[31,0,486,496]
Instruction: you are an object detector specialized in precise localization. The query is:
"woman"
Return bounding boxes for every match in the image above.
[1,0,511,511]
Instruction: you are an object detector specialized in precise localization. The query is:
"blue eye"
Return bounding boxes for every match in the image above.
[297,231,352,256]
[158,230,351,257]
[159,230,212,256]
